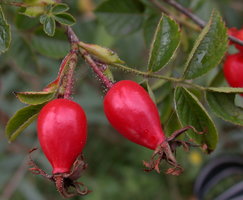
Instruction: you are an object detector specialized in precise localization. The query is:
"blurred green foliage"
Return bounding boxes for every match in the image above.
[1,0,243,199]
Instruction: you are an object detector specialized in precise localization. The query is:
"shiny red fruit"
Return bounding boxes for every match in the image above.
[223,53,243,93]
[228,27,243,51]
[37,99,87,174]
[104,80,166,150]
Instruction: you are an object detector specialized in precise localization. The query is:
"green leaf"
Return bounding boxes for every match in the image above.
[54,13,75,26]
[95,0,145,35]
[143,14,160,47]
[208,69,225,87]
[183,10,228,79]
[51,3,69,14]
[43,16,55,36]
[206,92,243,126]
[5,104,45,142]
[148,15,180,72]
[164,111,181,136]
[146,81,156,104]
[207,87,243,93]
[15,91,55,105]
[0,6,11,54]
[174,87,218,153]
[158,93,173,124]
[39,14,47,24]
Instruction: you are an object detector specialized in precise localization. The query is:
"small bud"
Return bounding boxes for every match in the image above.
[23,0,54,17]
[24,6,45,17]
[103,67,114,82]
[79,41,124,64]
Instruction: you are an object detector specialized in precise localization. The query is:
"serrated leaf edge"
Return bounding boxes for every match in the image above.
[43,16,56,36]
[53,13,76,26]
[14,91,55,105]
[182,10,228,79]
[7,113,38,142]
[5,104,44,142]
[0,6,11,54]
[207,87,243,93]
[206,91,243,126]
[174,86,218,152]
[51,3,69,14]
[148,14,181,72]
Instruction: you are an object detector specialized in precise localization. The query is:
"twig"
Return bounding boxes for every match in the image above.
[81,50,114,89]
[63,54,78,99]
[111,63,206,90]
[162,0,243,46]
[163,0,205,27]
[228,35,243,46]
[149,0,201,31]
[66,26,113,89]
[0,1,27,7]
[67,26,79,44]
[150,0,169,15]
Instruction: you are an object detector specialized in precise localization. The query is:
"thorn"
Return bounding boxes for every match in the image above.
[29,148,38,153]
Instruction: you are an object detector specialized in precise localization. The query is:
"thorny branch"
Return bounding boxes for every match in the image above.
[150,0,200,31]
[163,0,206,27]
[80,50,114,89]
[66,26,114,89]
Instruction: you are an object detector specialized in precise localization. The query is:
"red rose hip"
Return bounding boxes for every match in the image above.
[104,80,202,175]
[37,98,87,174]
[103,80,198,175]
[30,98,89,198]
[223,53,243,95]
[104,80,166,150]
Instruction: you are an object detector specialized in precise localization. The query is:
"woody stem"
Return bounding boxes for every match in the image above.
[66,26,113,89]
